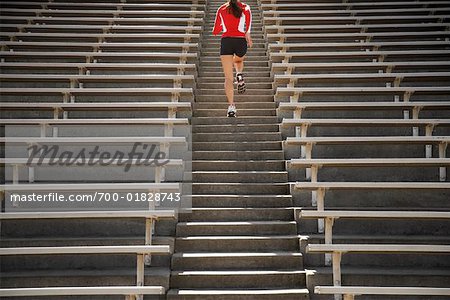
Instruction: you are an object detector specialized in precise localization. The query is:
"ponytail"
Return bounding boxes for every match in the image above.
[228,0,242,18]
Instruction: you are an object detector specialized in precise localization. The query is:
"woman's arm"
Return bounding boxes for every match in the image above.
[212,6,223,35]
[244,5,253,48]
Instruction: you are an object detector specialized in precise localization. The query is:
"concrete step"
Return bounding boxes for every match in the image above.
[200,60,268,67]
[192,132,281,142]
[192,182,289,194]
[170,270,307,289]
[0,236,172,247]
[192,141,281,151]
[171,252,303,271]
[167,288,309,300]
[1,267,170,289]
[197,82,272,89]
[202,42,267,49]
[192,160,285,171]
[193,123,279,133]
[190,195,293,208]
[201,51,267,56]
[1,219,175,238]
[298,211,450,237]
[192,171,288,182]
[198,72,271,78]
[175,235,300,252]
[192,150,284,160]
[1,237,173,272]
[307,267,450,292]
[177,221,297,236]
[179,207,293,221]
[194,108,275,117]
[192,116,278,125]
[194,101,275,109]
[195,95,273,102]
[201,57,268,63]
[302,234,450,267]
[197,89,273,96]
[197,76,271,83]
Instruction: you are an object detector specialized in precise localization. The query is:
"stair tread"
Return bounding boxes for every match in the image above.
[172,270,308,275]
[172,252,302,257]
[178,221,296,225]
[177,235,304,240]
[168,288,309,295]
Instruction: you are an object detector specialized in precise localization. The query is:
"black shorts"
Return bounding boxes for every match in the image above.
[220,37,248,57]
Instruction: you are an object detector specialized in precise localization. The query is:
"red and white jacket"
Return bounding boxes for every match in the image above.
[212,2,252,38]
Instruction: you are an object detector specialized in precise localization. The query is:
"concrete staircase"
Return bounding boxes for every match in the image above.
[167,0,309,299]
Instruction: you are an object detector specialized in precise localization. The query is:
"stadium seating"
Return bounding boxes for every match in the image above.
[263,0,450,298]
[1,0,203,298]
[1,0,450,299]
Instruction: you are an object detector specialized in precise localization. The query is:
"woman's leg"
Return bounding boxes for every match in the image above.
[234,55,246,94]
[220,54,235,105]
[233,55,245,74]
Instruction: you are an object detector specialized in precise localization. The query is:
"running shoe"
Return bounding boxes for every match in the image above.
[236,73,246,94]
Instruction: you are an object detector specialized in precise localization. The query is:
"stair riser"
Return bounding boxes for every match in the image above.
[179,208,293,221]
[192,152,284,160]
[193,140,281,150]
[170,273,306,289]
[201,51,267,56]
[193,125,279,133]
[175,237,299,252]
[194,110,276,117]
[192,161,285,171]
[198,72,271,78]
[193,104,276,111]
[167,294,308,300]
[197,88,273,95]
[201,59,268,64]
[171,255,303,271]
[198,76,272,82]
[190,196,292,208]
[192,184,289,195]
[192,172,288,183]
[193,133,281,142]
[197,83,272,89]
[202,43,267,49]
[195,93,273,101]
[177,223,296,236]
[192,117,278,124]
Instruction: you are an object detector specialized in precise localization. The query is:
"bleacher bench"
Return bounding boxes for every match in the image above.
[314,286,450,300]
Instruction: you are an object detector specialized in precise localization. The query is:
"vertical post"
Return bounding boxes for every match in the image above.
[439,142,448,182]
[412,106,421,137]
[333,252,342,300]
[324,217,333,266]
[144,218,153,266]
[310,166,318,183]
[27,144,35,183]
[425,125,434,158]
[305,143,312,180]
[316,188,325,233]
[13,164,19,184]
[136,253,144,286]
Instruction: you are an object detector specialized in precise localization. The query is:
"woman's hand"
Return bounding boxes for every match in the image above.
[245,32,253,48]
